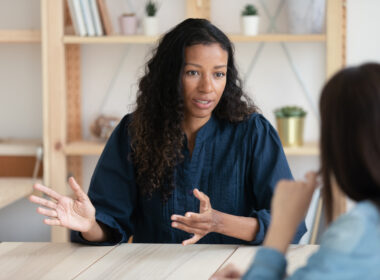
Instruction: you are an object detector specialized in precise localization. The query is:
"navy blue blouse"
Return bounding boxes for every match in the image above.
[72,113,306,245]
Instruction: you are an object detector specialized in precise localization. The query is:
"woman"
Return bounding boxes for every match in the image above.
[213,63,380,279]
[30,19,306,245]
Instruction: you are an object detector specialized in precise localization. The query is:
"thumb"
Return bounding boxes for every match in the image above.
[69,177,87,201]
[193,189,210,210]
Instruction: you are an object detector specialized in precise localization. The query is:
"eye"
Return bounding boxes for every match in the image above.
[186,70,199,76]
[214,72,226,78]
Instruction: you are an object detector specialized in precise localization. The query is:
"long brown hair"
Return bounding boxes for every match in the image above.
[320,63,380,223]
[129,19,257,201]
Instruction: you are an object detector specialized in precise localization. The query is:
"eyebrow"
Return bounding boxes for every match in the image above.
[185,63,227,69]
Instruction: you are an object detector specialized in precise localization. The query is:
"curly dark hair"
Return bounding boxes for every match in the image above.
[129,18,257,200]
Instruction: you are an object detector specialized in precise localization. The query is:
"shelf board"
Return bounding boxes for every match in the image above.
[63,35,160,44]
[0,178,41,209]
[65,140,319,156]
[63,34,326,44]
[0,30,41,43]
[229,34,326,42]
[0,139,42,156]
[283,142,319,156]
[65,141,105,155]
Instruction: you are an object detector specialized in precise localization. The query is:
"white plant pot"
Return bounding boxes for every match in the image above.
[144,16,158,36]
[241,16,259,36]
[287,0,326,34]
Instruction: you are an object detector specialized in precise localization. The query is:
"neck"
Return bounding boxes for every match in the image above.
[182,115,211,154]
[182,115,210,139]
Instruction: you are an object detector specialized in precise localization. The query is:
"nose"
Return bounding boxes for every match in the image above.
[198,74,213,93]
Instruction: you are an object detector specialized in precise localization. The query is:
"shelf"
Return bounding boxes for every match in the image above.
[63,34,326,44]
[0,139,42,156]
[0,178,41,209]
[283,142,319,156]
[64,141,105,155]
[0,30,41,43]
[65,140,319,156]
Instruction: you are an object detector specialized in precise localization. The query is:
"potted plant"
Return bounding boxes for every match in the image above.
[241,4,259,36]
[274,106,307,147]
[144,0,158,36]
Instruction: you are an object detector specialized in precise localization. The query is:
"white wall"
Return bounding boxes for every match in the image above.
[0,0,378,242]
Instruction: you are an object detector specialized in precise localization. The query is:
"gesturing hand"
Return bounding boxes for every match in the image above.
[29,177,96,233]
[171,188,219,246]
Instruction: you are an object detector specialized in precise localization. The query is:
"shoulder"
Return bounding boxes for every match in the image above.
[230,113,275,134]
[320,201,380,254]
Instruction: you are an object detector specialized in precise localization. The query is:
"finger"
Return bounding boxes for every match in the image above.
[305,172,318,190]
[182,234,201,246]
[171,214,210,229]
[33,183,62,201]
[172,221,204,235]
[68,177,87,201]
[37,207,58,218]
[44,218,61,226]
[211,264,241,279]
[29,195,57,209]
[193,189,210,210]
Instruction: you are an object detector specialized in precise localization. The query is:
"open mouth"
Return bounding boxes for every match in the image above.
[194,99,211,104]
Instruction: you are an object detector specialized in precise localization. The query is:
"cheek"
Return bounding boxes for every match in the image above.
[215,80,227,98]
[182,77,197,97]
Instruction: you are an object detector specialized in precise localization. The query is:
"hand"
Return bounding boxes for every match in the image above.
[271,172,318,229]
[171,188,219,245]
[29,177,96,233]
[264,172,318,253]
[210,264,242,280]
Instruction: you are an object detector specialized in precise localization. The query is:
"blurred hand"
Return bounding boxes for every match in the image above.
[271,172,318,230]
[29,177,96,233]
[171,188,219,245]
[263,172,319,253]
[210,264,242,280]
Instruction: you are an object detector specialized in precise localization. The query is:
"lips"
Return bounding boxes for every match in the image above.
[192,98,213,109]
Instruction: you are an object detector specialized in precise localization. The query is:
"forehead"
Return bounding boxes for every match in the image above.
[184,43,228,64]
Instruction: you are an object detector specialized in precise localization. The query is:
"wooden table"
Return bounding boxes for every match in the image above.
[0,242,319,280]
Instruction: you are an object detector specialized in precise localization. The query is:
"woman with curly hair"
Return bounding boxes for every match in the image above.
[30,18,306,245]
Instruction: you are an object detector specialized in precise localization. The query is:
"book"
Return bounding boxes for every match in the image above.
[67,0,87,36]
[80,0,96,36]
[88,0,104,36]
[97,0,113,35]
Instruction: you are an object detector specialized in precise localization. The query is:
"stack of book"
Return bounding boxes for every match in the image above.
[67,0,113,36]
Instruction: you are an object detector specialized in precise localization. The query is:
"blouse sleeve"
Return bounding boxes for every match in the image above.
[71,114,138,245]
[247,115,306,245]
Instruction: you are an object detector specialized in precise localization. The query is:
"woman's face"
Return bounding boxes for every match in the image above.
[182,43,228,124]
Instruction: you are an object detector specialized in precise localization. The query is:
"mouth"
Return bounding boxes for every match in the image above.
[194,99,211,105]
[192,98,213,109]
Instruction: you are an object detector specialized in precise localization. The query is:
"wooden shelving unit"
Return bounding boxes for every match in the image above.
[0,30,41,43]
[42,0,346,242]
[0,26,43,210]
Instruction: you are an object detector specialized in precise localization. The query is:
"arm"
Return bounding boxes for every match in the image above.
[171,189,259,245]
[71,115,138,245]
[248,115,306,244]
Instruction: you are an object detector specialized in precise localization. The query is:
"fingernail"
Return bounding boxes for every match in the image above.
[186,213,191,218]
[172,222,177,227]
[171,216,176,220]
